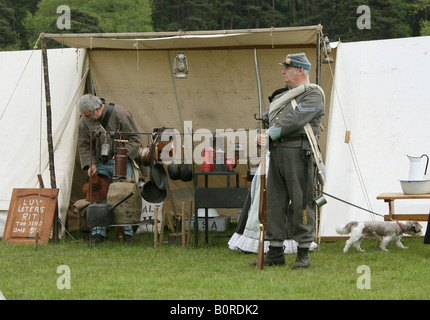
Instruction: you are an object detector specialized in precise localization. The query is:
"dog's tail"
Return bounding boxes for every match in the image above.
[336,221,358,235]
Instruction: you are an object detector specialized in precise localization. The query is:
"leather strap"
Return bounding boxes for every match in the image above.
[396,220,405,232]
[292,98,325,185]
[101,103,114,129]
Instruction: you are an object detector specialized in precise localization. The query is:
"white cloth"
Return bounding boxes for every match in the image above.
[228,150,318,254]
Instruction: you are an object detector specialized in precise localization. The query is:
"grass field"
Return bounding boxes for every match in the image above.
[1,222,430,301]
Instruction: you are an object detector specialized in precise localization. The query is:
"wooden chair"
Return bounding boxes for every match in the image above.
[159,201,192,248]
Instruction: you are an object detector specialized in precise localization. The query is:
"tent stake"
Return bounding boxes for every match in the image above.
[41,35,59,242]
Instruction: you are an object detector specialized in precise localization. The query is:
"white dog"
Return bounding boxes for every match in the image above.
[336,220,422,252]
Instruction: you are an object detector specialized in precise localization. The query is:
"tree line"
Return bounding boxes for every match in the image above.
[1,0,430,50]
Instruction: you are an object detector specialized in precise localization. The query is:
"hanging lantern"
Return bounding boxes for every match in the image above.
[173,51,188,79]
[321,35,334,64]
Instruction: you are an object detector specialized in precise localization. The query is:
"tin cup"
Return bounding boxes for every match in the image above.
[314,194,327,207]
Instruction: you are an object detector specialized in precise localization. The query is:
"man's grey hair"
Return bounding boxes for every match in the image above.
[78,94,102,113]
[293,67,310,80]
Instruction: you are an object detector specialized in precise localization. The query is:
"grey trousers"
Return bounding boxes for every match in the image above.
[265,146,316,248]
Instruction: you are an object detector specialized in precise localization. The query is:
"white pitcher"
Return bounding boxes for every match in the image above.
[406,153,429,180]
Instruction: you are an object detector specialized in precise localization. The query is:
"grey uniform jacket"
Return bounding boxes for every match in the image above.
[268,84,325,146]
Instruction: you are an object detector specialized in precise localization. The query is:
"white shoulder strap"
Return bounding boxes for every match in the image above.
[288,99,325,184]
[304,122,325,185]
[291,98,321,160]
[291,98,298,110]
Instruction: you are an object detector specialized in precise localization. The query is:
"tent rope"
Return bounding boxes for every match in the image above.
[326,52,375,220]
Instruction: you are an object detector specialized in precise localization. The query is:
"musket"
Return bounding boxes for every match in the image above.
[253,49,266,270]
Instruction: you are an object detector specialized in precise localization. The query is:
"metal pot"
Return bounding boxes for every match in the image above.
[178,163,193,182]
[140,181,167,203]
[137,146,152,166]
[86,192,134,227]
[148,143,168,190]
[167,163,180,180]
[150,163,168,190]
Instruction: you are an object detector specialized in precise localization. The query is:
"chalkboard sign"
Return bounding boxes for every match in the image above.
[3,188,58,245]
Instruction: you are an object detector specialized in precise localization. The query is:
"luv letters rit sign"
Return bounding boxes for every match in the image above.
[3,188,58,245]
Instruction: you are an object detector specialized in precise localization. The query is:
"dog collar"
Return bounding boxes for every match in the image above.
[396,220,404,232]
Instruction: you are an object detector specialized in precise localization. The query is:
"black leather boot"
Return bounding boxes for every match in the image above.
[292,247,310,269]
[253,246,285,266]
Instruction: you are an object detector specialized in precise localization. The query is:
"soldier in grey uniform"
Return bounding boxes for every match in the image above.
[257,53,325,268]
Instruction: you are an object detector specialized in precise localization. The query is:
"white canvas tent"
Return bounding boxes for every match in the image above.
[320,36,430,239]
[0,48,88,238]
[1,26,333,238]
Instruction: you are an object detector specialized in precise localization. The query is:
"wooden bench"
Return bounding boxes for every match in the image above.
[376,192,430,221]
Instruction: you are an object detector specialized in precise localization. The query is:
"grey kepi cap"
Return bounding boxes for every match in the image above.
[279,53,311,70]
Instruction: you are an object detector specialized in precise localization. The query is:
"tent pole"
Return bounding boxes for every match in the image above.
[41,35,59,242]
[316,31,321,86]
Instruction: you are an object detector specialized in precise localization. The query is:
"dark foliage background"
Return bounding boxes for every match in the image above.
[1,0,429,50]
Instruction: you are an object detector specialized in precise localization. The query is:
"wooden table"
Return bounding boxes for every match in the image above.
[194,171,248,246]
[376,192,430,221]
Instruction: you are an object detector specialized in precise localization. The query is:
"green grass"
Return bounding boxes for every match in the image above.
[1,222,430,300]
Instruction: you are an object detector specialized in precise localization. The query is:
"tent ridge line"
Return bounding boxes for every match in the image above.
[41,26,322,39]
[79,44,317,52]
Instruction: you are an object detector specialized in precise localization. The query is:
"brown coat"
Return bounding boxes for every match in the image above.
[78,101,141,170]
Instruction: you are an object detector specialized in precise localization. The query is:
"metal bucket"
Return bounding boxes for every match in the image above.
[86,192,134,227]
